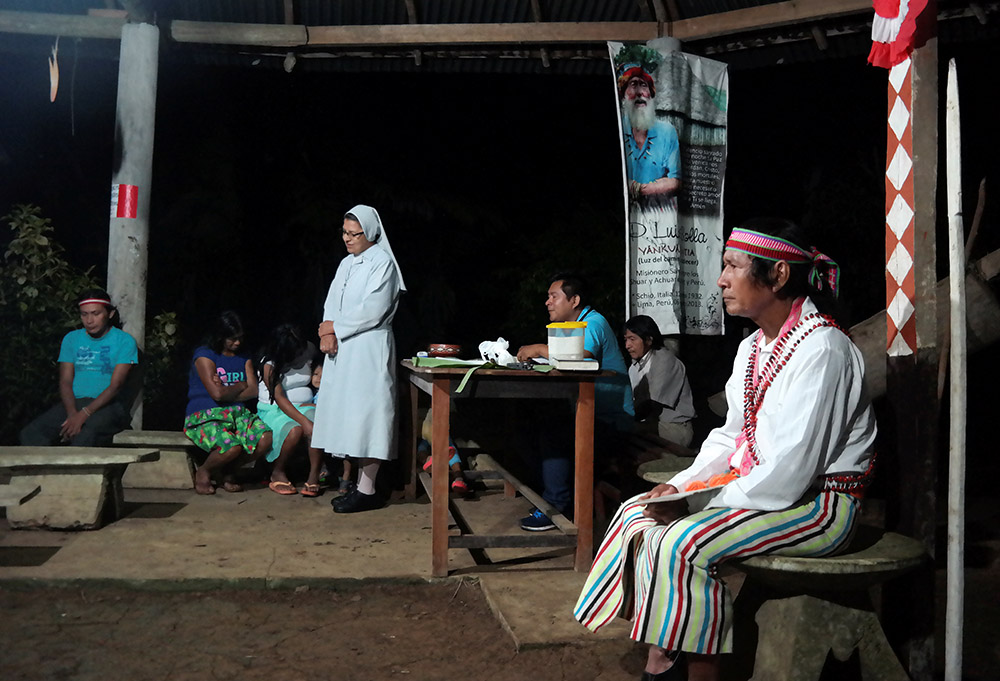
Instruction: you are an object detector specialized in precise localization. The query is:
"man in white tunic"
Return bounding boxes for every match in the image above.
[575,218,876,681]
[314,205,406,513]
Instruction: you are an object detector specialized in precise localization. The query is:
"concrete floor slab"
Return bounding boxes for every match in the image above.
[0,484,603,649]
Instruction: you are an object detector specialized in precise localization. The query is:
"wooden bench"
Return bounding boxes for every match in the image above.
[114,430,197,489]
[730,525,929,681]
[0,446,159,530]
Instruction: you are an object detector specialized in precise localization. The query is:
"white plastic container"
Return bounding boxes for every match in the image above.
[547,321,587,360]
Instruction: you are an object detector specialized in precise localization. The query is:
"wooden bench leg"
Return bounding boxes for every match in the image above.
[503,479,516,498]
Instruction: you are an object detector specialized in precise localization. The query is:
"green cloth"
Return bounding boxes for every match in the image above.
[409,357,552,393]
[410,357,483,368]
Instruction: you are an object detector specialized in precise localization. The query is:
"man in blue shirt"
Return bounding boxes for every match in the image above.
[20,288,138,446]
[516,274,634,531]
[619,65,682,208]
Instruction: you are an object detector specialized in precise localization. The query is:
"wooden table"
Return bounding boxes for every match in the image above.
[401,359,606,577]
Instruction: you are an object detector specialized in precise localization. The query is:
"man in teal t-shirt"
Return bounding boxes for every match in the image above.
[20,288,138,446]
[515,273,635,531]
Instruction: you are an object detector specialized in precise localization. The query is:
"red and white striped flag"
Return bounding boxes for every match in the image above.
[868,0,936,68]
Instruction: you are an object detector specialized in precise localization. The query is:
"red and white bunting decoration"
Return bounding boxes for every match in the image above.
[868,0,935,69]
[884,59,916,356]
[110,183,138,219]
[871,1,934,356]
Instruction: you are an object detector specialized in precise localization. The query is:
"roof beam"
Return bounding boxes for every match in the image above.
[0,10,126,40]
[0,1,877,48]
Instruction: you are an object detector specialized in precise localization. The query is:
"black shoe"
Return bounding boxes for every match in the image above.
[639,666,683,681]
[639,652,683,680]
[331,488,363,510]
[331,489,356,510]
[332,490,385,514]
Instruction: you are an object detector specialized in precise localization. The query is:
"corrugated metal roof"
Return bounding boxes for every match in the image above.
[0,0,996,74]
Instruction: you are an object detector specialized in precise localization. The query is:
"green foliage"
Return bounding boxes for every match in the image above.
[143,311,181,408]
[497,205,626,345]
[0,204,99,443]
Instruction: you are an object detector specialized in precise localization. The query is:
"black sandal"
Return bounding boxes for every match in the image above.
[640,652,683,680]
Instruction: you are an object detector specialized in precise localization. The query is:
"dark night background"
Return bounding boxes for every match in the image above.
[1,29,998,449]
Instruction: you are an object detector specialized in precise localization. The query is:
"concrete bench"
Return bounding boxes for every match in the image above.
[731,525,929,681]
[114,430,197,489]
[0,447,159,530]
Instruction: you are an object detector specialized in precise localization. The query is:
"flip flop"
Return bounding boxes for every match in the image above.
[450,477,471,495]
[301,483,321,497]
[268,480,297,496]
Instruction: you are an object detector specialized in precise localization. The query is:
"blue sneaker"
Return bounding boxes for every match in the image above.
[520,508,556,532]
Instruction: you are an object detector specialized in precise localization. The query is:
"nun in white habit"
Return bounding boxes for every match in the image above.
[314,205,406,513]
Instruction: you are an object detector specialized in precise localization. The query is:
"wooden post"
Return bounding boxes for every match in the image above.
[882,37,938,681]
[573,380,596,571]
[107,21,158,427]
[430,377,451,577]
[944,58,966,681]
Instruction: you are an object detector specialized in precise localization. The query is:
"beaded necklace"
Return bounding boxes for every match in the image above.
[737,306,842,472]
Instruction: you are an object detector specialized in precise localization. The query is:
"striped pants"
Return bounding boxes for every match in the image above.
[573,490,859,654]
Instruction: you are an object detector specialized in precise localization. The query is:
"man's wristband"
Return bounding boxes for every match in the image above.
[82,406,92,416]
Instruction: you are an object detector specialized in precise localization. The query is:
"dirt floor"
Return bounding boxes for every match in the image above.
[0,582,645,681]
[3,570,1000,680]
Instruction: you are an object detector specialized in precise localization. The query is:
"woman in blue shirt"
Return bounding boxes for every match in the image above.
[184,311,272,495]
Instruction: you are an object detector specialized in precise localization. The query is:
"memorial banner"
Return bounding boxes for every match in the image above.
[610,43,728,335]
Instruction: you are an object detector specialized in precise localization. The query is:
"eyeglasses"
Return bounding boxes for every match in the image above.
[342,229,365,240]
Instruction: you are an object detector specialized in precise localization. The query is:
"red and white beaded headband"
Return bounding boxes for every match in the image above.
[726,227,840,297]
[78,298,112,307]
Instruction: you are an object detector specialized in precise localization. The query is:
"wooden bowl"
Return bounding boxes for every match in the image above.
[427,343,461,358]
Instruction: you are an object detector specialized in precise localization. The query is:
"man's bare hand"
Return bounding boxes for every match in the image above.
[639,483,686,524]
[640,483,679,501]
[59,410,88,440]
[516,344,547,362]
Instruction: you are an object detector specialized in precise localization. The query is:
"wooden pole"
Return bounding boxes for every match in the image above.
[107,21,158,427]
[944,57,966,681]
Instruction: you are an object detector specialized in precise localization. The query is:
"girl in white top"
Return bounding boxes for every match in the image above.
[255,324,322,496]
